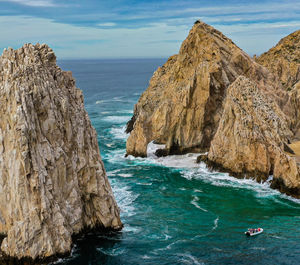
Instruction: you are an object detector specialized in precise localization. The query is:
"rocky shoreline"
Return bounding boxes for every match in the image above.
[126,20,300,198]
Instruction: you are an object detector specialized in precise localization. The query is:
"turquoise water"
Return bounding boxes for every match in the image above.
[56,59,300,265]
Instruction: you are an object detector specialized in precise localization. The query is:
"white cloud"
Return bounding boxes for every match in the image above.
[0,16,189,58]
[97,22,117,27]
[0,0,56,7]
[0,12,299,59]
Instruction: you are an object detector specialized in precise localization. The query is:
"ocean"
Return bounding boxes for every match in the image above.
[55,59,300,265]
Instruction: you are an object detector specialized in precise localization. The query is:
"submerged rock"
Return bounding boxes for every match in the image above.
[126,20,289,158]
[0,44,122,262]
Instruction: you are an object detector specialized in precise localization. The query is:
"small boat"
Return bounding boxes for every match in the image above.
[245,228,263,236]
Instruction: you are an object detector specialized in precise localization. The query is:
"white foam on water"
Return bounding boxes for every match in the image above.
[182,164,300,205]
[191,196,208,212]
[213,216,219,231]
[116,109,133,114]
[123,225,141,233]
[194,189,203,193]
[270,235,285,239]
[183,164,277,196]
[96,97,127,105]
[164,239,188,250]
[147,141,166,158]
[96,247,126,256]
[179,253,205,265]
[106,141,201,169]
[106,169,122,176]
[106,140,300,205]
[192,216,220,239]
[136,182,153,186]
[110,180,139,218]
[250,247,265,251]
[102,115,131,124]
[113,96,125,101]
[110,125,128,140]
[145,141,201,168]
[119,173,133,178]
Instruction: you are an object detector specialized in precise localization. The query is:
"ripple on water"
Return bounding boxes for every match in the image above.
[96,246,126,256]
[191,195,208,212]
[110,125,128,140]
[178,253,205,265]
[102,115,132,124]
[110,179,139,218]
[182,164,300,205]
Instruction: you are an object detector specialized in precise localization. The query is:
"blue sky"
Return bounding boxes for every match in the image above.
[0,0,300,58]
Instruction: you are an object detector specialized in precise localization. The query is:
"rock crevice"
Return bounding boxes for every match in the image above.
[0,43,122,261]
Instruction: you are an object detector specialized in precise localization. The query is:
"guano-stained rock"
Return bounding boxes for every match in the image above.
[256,31,300,139]
[0,44,122,261]
[206,76,300,197]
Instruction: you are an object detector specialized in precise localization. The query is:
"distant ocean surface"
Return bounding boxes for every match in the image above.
[55,59,300,265]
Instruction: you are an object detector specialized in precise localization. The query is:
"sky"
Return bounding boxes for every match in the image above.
[0,0,300,59]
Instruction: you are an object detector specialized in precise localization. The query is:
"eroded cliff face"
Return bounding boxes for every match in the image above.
[256,31,300,139]
[126,21,289,157]
[126,21,300,198]
[205,76,300,197]
[256,30,300,90]
[0,44,122,261]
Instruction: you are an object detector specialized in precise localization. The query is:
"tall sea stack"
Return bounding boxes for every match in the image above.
[0,44,122,262]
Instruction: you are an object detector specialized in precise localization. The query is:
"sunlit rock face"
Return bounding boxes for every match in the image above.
[126,21,290,158]
[0,43,122,261]
[126,21,300,198]
[256,29,300,91]
[256,30,300,139]
[206,76,300,198]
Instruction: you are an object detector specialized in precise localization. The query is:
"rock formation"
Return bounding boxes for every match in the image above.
[126,20,289,157]
[256,30,300,90]
[0,44,122,262]
[256,31,300,139]
[205,76,300,197]
[126,20,300,198]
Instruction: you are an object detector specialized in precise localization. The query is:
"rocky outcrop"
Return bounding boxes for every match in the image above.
[204,76,300,197]
[126,20,289,157]
[126,21,300,198]
[256,30,300,90]
[256,31,300,139]
[0,44,122,262]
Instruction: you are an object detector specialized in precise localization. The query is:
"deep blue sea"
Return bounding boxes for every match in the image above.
[55,59,300,265]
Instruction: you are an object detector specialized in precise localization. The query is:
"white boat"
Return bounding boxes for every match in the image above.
[245,228,263,236]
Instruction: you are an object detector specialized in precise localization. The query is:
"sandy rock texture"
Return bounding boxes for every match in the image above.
[256,30,300,91]
[126,21,289,158]
[205,76,300,197]
[0,44,122,261]
[256,31,300,139]
[126,20,300,198]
